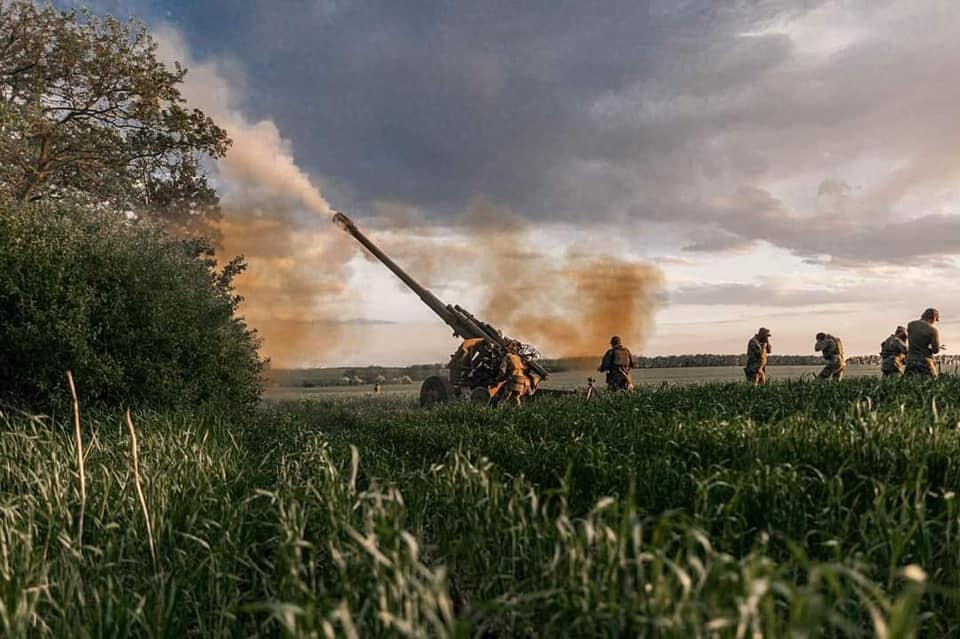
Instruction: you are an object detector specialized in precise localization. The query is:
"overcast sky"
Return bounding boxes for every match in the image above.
[65,0,960,365]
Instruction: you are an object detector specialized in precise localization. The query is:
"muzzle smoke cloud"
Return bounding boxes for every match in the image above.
[157,31,663,366]
[368,201,665,358]
[156,29,356,367]
[462,201,664,357]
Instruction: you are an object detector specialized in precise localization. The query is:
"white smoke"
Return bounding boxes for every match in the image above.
[153,28,355,368]
[154,28,331,216]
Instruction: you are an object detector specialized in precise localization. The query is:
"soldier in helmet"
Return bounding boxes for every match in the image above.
[815,332,846,380]
[599,336,635,391]
[906,308,943,377]
[744,327,772,385]
[880,326,908,378]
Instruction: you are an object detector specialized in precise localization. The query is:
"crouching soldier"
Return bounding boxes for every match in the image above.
[880,326,908,378]
[815,332,846,380]
[745,327,772,385]
[599,336,635,391]
[498,340,534,406]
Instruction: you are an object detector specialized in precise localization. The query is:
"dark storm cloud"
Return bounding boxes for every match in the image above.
[669,186,960,266]
[63,0,960,266]
[65,0,799,206]
[681,229,753,254]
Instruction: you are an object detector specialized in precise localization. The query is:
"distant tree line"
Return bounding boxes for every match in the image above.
[270,352,960,388]
[268,364,446,388]
[333,364,443,386]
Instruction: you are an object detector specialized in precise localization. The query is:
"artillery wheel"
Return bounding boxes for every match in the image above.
[469,386,492,405]
[420,376,454,407]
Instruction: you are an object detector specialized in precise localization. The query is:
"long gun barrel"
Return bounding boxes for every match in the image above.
[333,212,491,341]
[332,211,549,379]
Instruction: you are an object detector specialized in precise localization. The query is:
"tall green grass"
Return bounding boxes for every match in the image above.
[2,375,959,636]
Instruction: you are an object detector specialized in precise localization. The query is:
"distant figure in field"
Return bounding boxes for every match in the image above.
[906,308,943,377]
[744,327,772,385]
[585,377,598,399]
[815,332,846,380]
[599,336,635,391]
[373,382,382,395]
[880,326,909,378]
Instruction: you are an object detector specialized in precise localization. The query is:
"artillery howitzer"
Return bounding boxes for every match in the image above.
[333,212,551,406]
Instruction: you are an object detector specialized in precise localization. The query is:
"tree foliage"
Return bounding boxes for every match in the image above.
[0,199,263,412]
[0,0,229,228]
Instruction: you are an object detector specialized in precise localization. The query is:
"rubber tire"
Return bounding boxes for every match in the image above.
[419,375,454,407]
[469,386,492,405]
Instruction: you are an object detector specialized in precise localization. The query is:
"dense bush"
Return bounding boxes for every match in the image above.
[0,201,263,411]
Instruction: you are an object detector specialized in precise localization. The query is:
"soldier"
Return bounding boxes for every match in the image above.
[815,332,846,380]
[744,327,772,385]
[498,340,532,406]
[880,326,908,378]
[906,308,943,377]
[599,336,635,391]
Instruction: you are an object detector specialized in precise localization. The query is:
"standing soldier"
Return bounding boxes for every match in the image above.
[599,336,635,391]
[880,326,908,378]
[815,332,846,380]
[906,308,943,377]
[744,327,772,385]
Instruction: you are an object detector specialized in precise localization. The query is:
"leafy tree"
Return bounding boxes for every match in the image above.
[0,198,263,412]
[0,0,229,229]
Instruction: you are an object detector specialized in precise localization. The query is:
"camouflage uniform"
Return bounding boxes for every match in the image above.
[815,333,845,380]
[880,331,908,377]
[599,340,635,391]
[499,351,531,405]
[744,329,771,385]
[906,317,941,378]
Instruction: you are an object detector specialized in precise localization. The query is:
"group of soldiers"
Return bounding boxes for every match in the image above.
[593,307,945,392]
[744,307,944,384]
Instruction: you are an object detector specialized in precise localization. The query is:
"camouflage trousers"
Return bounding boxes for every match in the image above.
[606,371,634,391]
[499,375,530,406]
[881,357,904,377]
[744,367,767,385]
[905,358,938,378]
[818,358,845,380]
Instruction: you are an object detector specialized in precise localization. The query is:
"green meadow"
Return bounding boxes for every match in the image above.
[4,374,960,637]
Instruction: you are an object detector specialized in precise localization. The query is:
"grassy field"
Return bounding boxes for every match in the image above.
[265,364,878,400]
[3,374,960,636]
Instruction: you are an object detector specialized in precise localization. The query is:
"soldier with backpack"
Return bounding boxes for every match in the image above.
[599,336,635,391]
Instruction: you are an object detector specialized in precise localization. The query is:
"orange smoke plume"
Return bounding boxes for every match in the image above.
[216,211,356,367]
[450,199,664,357]
[156,29,357,368]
